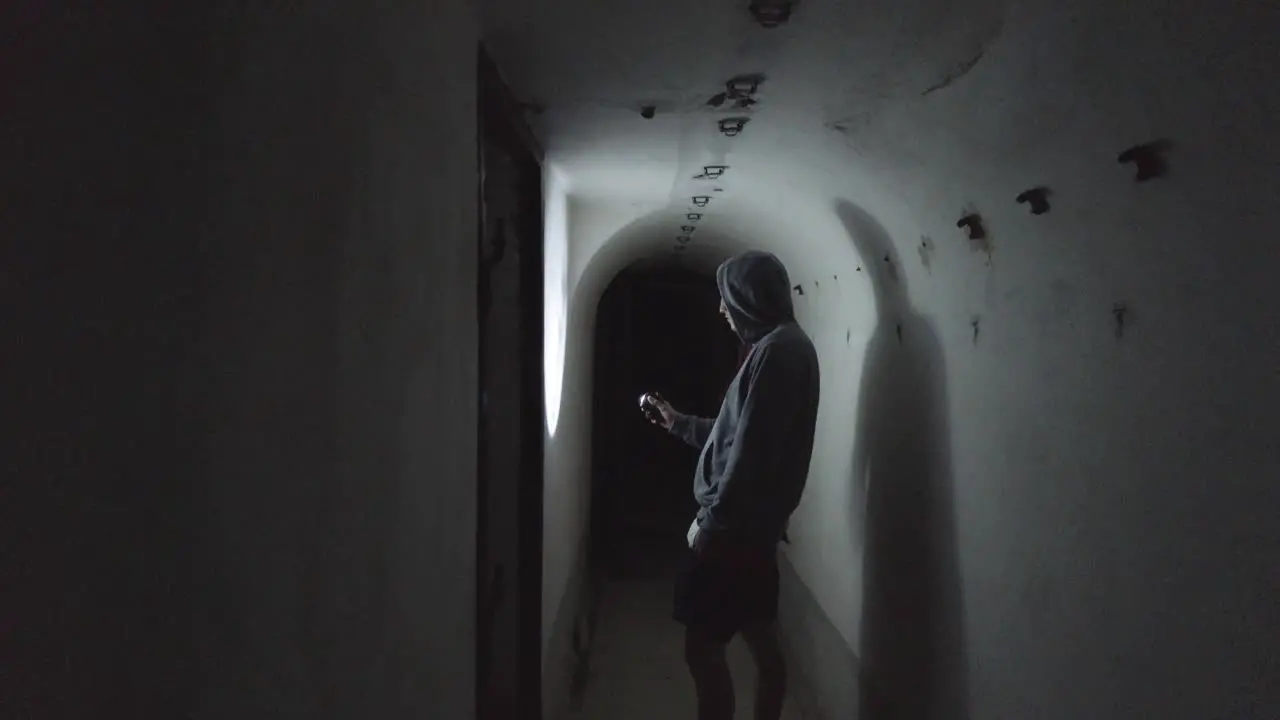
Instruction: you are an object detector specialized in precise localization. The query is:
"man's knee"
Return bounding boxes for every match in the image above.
[742,622,786,677]
[684,628,728,673]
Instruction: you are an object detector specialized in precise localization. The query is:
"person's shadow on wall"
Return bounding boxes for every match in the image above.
[835,200,970,720]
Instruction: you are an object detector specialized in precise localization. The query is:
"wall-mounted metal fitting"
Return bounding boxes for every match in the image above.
[1016,187,1051,215]
[718,117,750,137]
[640,105,656,119]
[681,225,696,233]
[1118,140,1171,182]
[748,1,795,28]
[687,213,703,221]
[692,196,711,207]
[676,236,691,244]
[956,213,986,240]
[694,165,728,180]
[727,75,764,99]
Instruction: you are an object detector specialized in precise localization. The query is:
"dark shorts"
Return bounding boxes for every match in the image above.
[672,543,780,644]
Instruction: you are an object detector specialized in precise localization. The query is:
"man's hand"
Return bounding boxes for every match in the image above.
[643,392,678,430]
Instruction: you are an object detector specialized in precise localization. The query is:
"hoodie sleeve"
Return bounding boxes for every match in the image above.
[700,342,801,534]
[668,413,714,449]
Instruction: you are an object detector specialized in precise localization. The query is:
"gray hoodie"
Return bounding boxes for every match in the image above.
[669,251,821,547]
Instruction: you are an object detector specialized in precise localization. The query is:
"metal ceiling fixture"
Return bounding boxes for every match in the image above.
[956,213,986,240]
[718,117,749,137]
[748,1,795,28]
[1016,187,1051,215]
[687,213,703,221]
[1118,140,1171,182]
[708,75,764,109]
[692,196,711,207]
[726,75,763,99]
[694,165,728,180]
[681,225,696,233]
[676,236,691,244]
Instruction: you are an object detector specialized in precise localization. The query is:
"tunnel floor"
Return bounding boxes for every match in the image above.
[570,524,805,720]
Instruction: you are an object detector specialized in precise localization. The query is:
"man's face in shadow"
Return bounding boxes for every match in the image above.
[718,296,736,332]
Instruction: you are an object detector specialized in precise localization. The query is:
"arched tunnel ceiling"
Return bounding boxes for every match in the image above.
[481,0,1009,277]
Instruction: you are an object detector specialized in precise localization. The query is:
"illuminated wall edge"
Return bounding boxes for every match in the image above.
[543,165,570,436]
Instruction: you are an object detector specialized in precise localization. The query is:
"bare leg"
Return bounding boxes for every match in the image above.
[741,621,787,720]
[685,628,735,720]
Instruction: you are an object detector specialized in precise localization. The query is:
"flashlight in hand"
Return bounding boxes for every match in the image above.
[638,392,665,425]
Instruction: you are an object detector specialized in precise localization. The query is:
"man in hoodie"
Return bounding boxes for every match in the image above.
[644,250,821,720]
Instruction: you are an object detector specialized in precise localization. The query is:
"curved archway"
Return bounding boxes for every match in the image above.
[541,192,889,669]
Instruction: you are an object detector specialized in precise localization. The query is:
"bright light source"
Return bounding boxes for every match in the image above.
[543,167,570,436]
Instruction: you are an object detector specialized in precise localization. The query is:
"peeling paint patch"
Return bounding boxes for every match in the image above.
[918,235,936,273]
[1113,302,1128,339]
[971,233,993,258]
[922,49,986,96]
[959,207,993,259]
[969,233,992,257]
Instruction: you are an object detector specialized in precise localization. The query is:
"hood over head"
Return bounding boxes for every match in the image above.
[715,251,796,344]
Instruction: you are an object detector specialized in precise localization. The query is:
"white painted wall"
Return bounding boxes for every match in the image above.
[6,3,480,716]
[511,0,1279,717]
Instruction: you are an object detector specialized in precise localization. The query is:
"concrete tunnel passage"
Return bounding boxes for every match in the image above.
[510,0,1280,718]
[544,189,952,719]
[4,0,1277,719]
[587,263,739,567]
[576,261,747,717]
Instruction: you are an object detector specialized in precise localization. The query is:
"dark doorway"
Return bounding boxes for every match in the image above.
[588,265,740,575]
[476,45,544,720]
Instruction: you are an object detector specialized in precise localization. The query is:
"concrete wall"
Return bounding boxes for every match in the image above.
[4,3,480,716]
[777,2,1279,718]
[545,0,1279,717]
